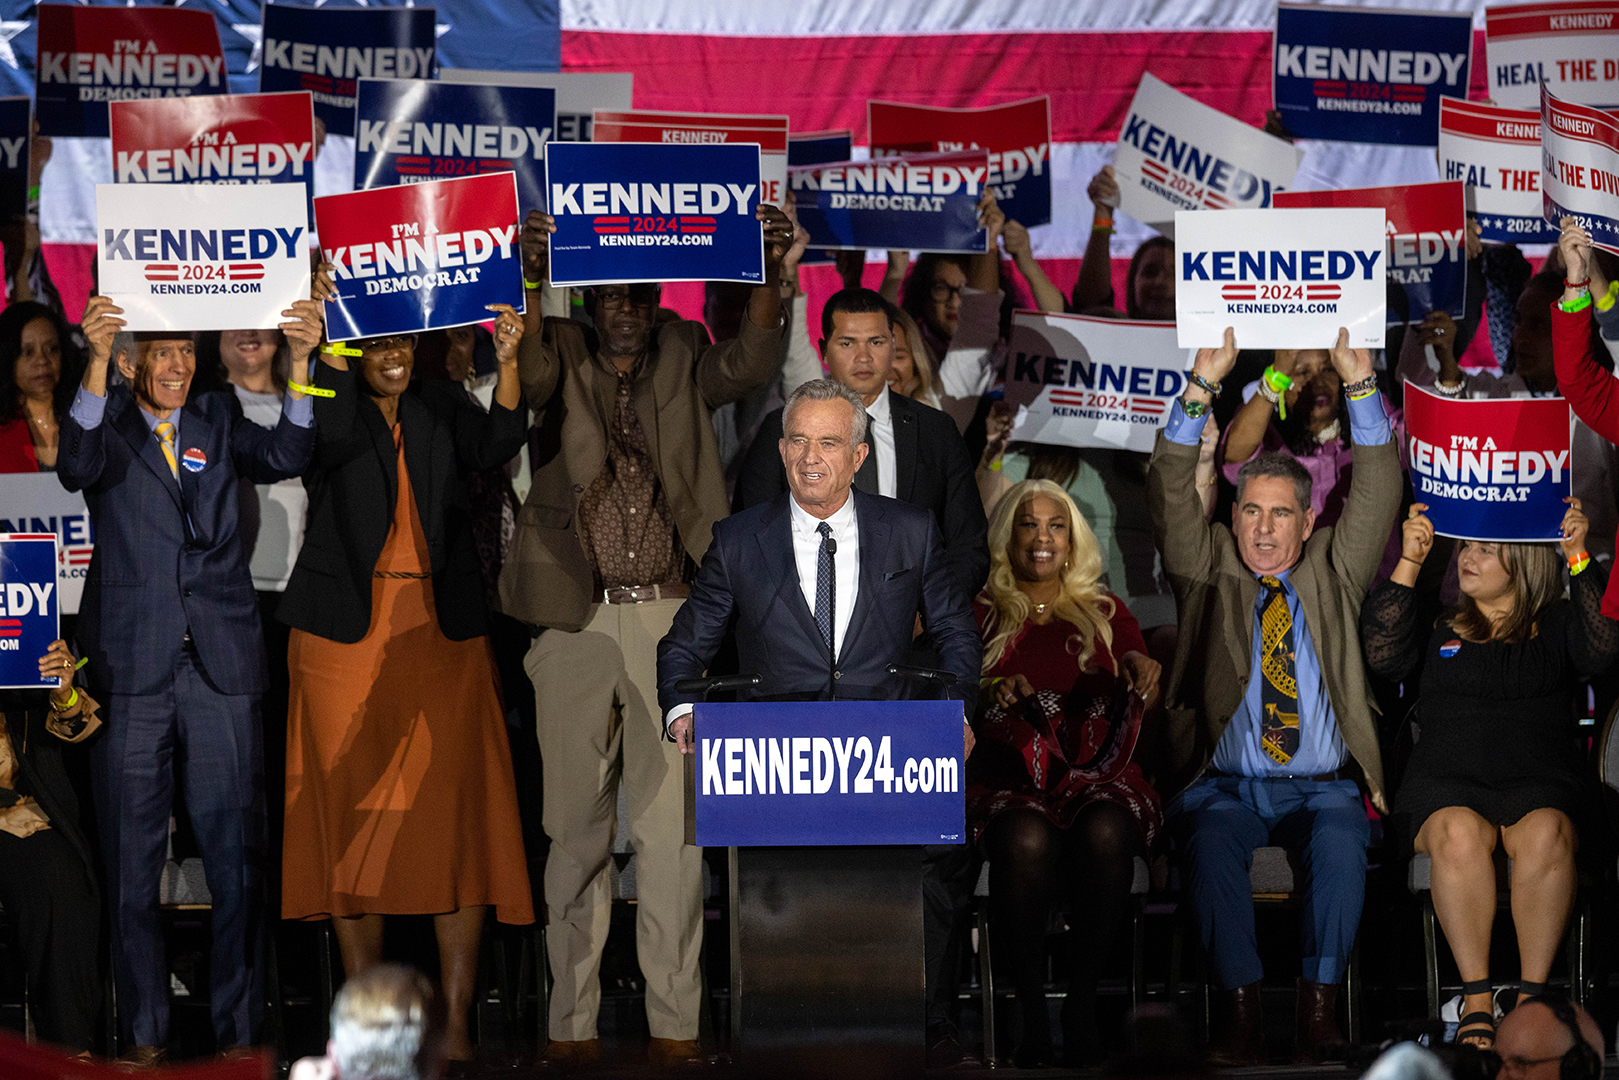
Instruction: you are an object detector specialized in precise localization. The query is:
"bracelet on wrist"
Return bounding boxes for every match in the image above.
[1343,374,1379,400]
[1566,278,1591,289]
[1188,371,1222,397]
[1259,365,1292,419]
[524,278,543,291]
[1561,291,1594,314]
[321,344,361,357]
[287,380,336,398]
[1092,216,1114,232]
[1570,551,1592,576]
[50,686,78,713]
[1598,281,1619,313]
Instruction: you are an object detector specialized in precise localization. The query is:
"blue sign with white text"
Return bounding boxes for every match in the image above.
[356,80,556,214]
[788,131,851,265]
[1273,4,1473,147]
[790,149,989,254]
[545,141,765,287]
[0,98,27,218]
[693,700,967,847]
[258,4,437,136]
[0,535,59,690]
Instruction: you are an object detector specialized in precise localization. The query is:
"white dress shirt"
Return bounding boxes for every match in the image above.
[663,490,862,736]
[864,388,898,498]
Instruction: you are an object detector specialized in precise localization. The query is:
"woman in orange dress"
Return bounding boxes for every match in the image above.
[279,304,533,1062]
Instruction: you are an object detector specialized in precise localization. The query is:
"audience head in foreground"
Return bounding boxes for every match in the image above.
[1494,997,1604,1080]
[292,964,448,1080]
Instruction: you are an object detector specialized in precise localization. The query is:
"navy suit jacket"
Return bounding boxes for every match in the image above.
[657,489,982,715]
[58,383,316,696]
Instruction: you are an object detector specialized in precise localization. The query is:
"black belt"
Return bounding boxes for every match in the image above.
[1204,766,1353,783]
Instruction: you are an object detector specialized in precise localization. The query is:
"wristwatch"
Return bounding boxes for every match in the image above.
[1180,396,1211,418]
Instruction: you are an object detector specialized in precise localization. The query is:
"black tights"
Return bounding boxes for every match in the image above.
[985,802,1144,1057]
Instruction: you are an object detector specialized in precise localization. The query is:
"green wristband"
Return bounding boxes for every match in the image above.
[1561,292,1594,314]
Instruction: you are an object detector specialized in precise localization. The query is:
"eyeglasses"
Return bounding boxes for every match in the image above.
[357,336,414,355]
[930,282,965,302]
[597,286,660,311]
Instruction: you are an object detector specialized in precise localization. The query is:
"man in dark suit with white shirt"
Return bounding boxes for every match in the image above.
[658,377,983,1067]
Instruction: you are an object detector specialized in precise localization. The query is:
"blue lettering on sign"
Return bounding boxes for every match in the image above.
[102,227,304,261]
[1183,249,1382,281]
[1121,111,1280,207]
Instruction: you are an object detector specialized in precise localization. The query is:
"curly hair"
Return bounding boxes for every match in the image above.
[0,301,83,424]
[980,478,1115,673]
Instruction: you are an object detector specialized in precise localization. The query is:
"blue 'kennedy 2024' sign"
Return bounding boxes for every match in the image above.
[0,535,60,690]
[693,700,966,847]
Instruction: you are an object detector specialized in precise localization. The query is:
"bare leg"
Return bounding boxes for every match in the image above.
[1415,807,1498,1043]
[331,915,385,979]
[1501,809,1578,1004]
[435,906,488,1061]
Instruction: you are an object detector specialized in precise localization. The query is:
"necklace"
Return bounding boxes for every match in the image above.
[1034,602,1048,614]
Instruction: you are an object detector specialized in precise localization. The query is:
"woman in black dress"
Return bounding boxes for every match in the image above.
[1361,498,1619,1051]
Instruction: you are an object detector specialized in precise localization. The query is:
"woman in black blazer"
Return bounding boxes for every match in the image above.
[278,304,533,1064]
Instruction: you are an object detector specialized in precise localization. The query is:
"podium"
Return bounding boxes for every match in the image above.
[685,699,966,1078]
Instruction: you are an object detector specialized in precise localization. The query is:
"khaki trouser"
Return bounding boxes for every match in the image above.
[526,598,703,1042]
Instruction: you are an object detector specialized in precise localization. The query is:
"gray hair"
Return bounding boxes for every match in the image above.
[328,964,446,1080]
[782,378,870,448]
[1235,451,1313,513]
[108,331,135,385]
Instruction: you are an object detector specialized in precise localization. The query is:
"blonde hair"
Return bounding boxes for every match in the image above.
[329,964,447,1080]
[887,305,937,403]
[981,479,1115,672]
[1450,540,1563,644]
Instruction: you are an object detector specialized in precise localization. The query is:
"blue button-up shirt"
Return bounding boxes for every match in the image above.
[70,383,313,438]
[1163,387,1391,776]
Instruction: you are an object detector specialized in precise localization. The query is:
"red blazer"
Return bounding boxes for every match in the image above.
[0,417,39,473]
[1553,304,1619,615]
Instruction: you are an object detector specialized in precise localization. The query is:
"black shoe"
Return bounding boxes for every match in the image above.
[926,1031,982,1070]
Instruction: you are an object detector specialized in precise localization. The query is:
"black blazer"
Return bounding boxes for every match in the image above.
[657,490,982,714]
[734,389,989,601]
[278,368,526,644]
[0,700,98,887]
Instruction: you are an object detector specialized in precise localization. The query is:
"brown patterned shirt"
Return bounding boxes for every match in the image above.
[576,361,684,590]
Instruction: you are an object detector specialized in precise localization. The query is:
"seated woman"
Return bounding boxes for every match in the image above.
[970,479,1162,1067]
[1361,498,1618,1050]
[0,301,82,472]
[0,639,102,1057]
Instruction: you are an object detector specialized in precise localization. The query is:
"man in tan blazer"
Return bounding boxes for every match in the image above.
[498,205,795,1070]
[1148,327,1399,1067]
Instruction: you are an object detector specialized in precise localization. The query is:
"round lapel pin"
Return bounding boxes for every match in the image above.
[181,447,207,473]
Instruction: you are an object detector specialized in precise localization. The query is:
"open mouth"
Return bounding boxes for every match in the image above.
[380,366,407,380]
[158,379,186,393]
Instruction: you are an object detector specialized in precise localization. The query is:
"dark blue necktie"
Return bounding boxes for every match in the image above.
[815,521,834,651]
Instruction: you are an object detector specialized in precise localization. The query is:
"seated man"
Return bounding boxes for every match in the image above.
[1147,327,1399,1065]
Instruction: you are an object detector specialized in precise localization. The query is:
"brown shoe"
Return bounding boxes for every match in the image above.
[541,1039,603,1069]
[1294,978,1349,1063]
[218,1045,268,1063]
[111,1045,168,1071]
[1206,982,1265,1067]
[647,1038,706,1071]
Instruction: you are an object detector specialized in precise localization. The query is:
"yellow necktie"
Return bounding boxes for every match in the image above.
[155,422,178,479]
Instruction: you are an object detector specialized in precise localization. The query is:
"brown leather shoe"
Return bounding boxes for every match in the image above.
[111,1045,168,1071]
[1206,982,1265,1067]
[541,1038,603,1069]
[648,1038,706,1071]
[1294,978,1349,1063]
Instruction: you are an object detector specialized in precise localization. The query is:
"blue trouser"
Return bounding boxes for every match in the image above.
[92,647,265,1049]
[1169,776,1369,990]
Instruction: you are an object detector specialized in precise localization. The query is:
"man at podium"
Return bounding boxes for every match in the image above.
[657,376,980,749]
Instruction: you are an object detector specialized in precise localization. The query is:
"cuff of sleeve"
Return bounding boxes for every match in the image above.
[69,385,107,429]
[1162,401,1207,446]
[664,702,694,739]
[282,391,315,428]
[1345,391,1392,446]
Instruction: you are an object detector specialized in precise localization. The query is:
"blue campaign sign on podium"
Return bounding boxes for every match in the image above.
[0,534,59,689]
[691,700,966,846]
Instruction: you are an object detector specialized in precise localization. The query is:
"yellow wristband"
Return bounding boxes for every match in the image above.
[52,686,78,711]
[287,381,337,398]
[1570,552,1591,576]
[1598,281,1619,313]
[524,279,544,290]
[321,344,362,357]
[988,460,1003,471]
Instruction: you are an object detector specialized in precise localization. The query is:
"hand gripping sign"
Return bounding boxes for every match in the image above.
[1439,99,1559,245]
[35,4,228,138]
[1114,74,1303,236]
[592,109,789,210]
[316,171,524,342]
[1275,182,1468,324]
[790,149,989,254]
[97,183,311,333]
[1175,207,1387,350]
[0,535,60,690]
[1005,311,1185,453]
[868,98,1052,227]
[1541,86,1619,255]
[1405,384,1573,542]
[258,4,437,136]
[1487,1,1619,109]
[110,91,316,190]
[545,142,765,287]
[1272,3,1473,147]
[355,80,557,214]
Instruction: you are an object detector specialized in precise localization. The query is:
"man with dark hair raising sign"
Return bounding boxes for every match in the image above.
[59,290,325,1066]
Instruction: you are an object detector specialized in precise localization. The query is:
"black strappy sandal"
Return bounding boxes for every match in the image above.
[1455,978,1496,1050]
[1514,981,1549,1009]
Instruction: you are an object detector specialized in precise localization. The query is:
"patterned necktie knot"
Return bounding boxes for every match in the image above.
[1260,574,1282,590]
[817,521,831,541]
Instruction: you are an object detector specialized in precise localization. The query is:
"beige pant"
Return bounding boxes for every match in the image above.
[526,599,703,1042]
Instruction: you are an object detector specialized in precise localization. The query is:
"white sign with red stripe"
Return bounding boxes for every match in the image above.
[1486,0,1619,109]
[591,109,790,208]
[1005,310,1187,453]
[0,474,92,616]
[95,182,311,332]
[1113,73,1303,235]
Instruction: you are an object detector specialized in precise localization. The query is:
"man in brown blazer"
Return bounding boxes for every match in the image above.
[498,205,795,1070]
[1148,327,1399,1067]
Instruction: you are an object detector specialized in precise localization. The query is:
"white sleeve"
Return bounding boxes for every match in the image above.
[663,702,695,738]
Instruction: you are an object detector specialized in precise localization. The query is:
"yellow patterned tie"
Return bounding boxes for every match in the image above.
[1258,575,1300,764]
[155,422,179,479]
